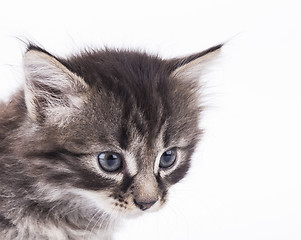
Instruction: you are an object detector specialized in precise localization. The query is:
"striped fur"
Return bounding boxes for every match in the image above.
[0,43,222,239]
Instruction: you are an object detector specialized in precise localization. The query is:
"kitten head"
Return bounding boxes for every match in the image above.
[21,44,222,217]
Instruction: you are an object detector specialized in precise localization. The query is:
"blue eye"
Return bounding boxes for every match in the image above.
[159,148,177,168]
[98,152,123,172]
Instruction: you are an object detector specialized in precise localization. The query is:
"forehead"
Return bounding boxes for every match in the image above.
[67,50,200,151]
[84,93,199,156]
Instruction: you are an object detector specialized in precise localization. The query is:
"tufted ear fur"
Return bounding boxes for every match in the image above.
[23,49,88,124]
[169,44,223,81]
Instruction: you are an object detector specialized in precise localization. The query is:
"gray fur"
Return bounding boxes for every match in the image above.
[0,44,222,239]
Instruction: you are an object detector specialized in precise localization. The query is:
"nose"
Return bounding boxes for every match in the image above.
[134,199,157,211]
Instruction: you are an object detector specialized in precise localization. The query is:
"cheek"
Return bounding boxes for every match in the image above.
[164,160,191,185]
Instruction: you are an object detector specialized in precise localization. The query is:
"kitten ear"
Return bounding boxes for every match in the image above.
[23,48,88,124]
[169,44,223,80]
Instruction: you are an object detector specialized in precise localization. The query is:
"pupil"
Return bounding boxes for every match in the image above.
[165,150,172,156]
[107,154,117,166]
[163,155,172,163]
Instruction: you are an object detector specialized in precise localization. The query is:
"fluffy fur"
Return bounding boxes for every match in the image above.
[0,43,222,239]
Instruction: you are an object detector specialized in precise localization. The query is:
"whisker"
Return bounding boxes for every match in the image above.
[90,212,107,235]
[84,208,102,233]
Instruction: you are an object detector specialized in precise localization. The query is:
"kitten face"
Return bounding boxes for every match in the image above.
[20,45,222,218]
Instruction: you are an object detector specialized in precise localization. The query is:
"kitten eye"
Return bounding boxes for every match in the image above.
[159,148,177,168]
[98,152,123,172]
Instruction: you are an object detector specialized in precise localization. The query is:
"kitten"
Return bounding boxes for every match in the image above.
[0,43,222,240]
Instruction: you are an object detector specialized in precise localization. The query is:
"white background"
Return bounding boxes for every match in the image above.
[1,1,301,239]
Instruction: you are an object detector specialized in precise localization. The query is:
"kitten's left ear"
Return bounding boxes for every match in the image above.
[169,43,223,80]
[23,47,88,124]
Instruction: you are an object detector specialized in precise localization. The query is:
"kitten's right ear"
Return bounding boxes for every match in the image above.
[23,48,88,124]
[169,44,223,81]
